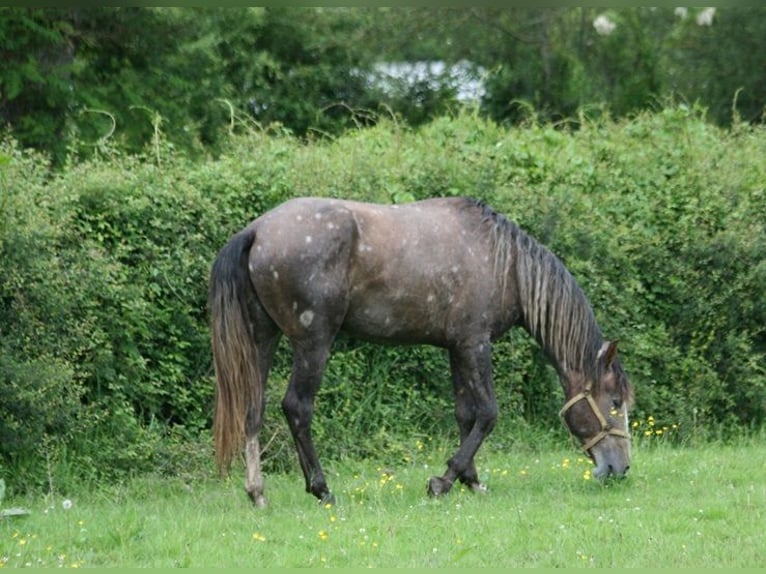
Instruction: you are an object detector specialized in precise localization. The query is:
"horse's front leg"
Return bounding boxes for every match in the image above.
[282,343,335,505]
[447,349,486,491]
[428,340,497,497]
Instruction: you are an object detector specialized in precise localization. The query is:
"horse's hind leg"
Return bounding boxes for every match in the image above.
[282,340,334,505]
[244,429,266,507]
[244,310,281,507]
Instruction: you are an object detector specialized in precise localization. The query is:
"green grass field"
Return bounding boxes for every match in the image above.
[1,438,763,568]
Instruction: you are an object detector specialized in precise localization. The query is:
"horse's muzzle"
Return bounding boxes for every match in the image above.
[591,435,631,479]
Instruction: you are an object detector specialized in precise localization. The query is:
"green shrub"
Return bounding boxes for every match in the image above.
[1,108,764,489]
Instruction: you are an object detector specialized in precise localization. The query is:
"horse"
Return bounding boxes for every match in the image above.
[209,196,633,507]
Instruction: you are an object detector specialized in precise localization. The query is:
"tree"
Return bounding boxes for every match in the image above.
[0,8,78,165]
[2,7,765,164]
[217,7,380,135]
[663,7,766,124]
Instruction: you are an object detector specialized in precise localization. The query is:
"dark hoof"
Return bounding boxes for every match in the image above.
[427,476,452,497]
[320,492,336,506]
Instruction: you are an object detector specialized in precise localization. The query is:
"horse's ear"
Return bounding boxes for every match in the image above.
[598,340,619,367]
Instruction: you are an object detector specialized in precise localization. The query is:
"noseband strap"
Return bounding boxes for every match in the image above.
[559,384,630,454]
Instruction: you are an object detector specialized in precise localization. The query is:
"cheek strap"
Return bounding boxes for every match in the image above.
[559,385,631,454]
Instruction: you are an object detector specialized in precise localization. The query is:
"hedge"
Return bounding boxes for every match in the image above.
[1,107,764,489]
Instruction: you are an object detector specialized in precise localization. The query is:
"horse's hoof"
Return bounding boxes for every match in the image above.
[320,492,336,507]
[247,490,268,508]
[469,481,488,494]
[427,476,451,497]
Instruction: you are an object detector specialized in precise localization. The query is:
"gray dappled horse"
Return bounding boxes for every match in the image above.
[209,197,633,507]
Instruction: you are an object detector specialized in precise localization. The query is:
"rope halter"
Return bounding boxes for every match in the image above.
[559,382,631,455]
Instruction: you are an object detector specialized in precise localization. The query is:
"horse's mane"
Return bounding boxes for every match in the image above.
[464,198,606,384]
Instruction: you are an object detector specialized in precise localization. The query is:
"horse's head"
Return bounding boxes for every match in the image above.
[559,340,633,479]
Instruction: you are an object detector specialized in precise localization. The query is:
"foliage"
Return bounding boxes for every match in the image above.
[0,8,77,165]
[1,110,764,489]
[662,7,766,125]
[2,7,766,165]
[0,8,371,164]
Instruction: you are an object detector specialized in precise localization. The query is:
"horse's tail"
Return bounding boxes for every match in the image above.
[209,226,260,474]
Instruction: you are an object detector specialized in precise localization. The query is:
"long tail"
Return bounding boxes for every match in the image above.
[209,226,260,473]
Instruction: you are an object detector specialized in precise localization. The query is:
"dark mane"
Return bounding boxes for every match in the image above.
[463,198,606,385]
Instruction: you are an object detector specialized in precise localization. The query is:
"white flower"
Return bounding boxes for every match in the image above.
[593,14,616,36]
[62,499,72,510]
[674,7,688,19]
[696,7,715,26]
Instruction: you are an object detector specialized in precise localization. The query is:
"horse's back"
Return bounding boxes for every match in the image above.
[249,196,469,270]
[247,197,499,344]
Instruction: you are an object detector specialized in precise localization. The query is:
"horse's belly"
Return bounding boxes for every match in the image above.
[342,289,453,345]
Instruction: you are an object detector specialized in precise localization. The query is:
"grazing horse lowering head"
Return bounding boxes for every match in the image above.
[557,340,633,478]
[511,215,633,480]
[209,196,635,507]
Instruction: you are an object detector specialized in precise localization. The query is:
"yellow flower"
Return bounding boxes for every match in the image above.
[318,530,329,541]
[252,532,267,542]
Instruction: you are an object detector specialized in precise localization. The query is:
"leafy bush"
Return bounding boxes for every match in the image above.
[1,108,764,490]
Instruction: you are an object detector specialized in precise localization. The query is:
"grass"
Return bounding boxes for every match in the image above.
[1,436,764,567]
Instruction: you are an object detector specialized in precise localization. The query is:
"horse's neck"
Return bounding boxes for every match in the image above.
[512,256,597,378]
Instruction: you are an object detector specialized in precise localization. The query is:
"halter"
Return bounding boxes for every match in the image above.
[559,382,631,455]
